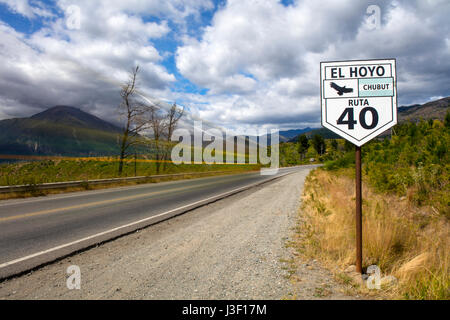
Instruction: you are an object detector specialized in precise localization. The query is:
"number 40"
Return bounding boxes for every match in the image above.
[337,107,379,130]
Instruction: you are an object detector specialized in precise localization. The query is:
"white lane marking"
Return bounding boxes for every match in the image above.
[0,172,293,270]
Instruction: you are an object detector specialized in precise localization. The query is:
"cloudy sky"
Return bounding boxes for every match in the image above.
[0,0,449,133]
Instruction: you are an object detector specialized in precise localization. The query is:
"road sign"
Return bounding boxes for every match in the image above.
[320,59,397,146]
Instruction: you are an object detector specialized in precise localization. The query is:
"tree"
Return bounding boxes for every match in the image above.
[312,134,326,155]
[297,134,309,160]
[165,103,184,142]
[145,104,167,174]
[344,139,354,152]
[162,103,184,170]
[331,139,338,151]
[117,66,148,175]
[117,67,184,175]
[143,102,184,173]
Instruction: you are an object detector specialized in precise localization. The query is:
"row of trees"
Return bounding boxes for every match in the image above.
[297,134,327,159]
[117,66,184,175]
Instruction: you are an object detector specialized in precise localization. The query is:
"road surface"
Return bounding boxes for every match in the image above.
[0,166,315,279]
[0,164,358,300]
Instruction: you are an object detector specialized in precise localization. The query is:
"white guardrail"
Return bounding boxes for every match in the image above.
[0,171,235,194]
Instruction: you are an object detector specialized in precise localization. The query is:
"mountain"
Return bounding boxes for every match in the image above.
[249,128,313,145]
[398,97,449,122]
[278,128,312,142]
[0,106,122,156]
[287,127,339,142]
[30,106,120,133]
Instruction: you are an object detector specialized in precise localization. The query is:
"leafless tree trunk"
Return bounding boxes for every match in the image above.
[166,103,184,141]
[162,103,184,170]
[141,103,184,173]
[117,66,147,175]
[146,105,167,173]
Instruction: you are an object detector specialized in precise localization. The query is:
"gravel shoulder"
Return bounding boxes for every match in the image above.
[0,168,356,299]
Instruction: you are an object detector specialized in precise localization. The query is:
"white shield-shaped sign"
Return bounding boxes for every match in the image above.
[320,59,397,146]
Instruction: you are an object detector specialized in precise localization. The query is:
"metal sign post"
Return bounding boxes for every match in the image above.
[355,146,362,273]
[320,59,398,274]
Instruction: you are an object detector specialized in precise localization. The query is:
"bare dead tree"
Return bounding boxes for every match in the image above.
[145,104,168,173]
[162,103,184,170]
[117,66,147,175]
[165,103,184,141]
[140,102,184,173]
[118,68,184,175]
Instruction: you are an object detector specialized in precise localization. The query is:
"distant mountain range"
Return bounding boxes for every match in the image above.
[277,128,313,142]
[288,96,449,142]
[398,96,449,122]
[0,96,447,156]
[292,127,341,141]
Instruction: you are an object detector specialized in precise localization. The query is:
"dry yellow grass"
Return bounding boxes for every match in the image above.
[296,168,449,300]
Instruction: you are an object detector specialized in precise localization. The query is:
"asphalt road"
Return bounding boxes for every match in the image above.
[0,166,316,278]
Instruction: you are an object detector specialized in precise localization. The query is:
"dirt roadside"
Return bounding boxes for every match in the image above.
[0,169,358,299]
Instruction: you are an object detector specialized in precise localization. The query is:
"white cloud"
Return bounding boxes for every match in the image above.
[56,0,214,26]
[0,0,54,19]
[175,0,450,130]
[0,0,449,132]
[0,1,196,123]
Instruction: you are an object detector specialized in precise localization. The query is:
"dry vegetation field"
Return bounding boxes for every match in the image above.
[296,168,448,299]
